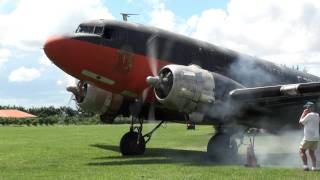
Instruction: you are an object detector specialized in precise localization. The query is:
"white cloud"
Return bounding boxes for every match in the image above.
[0,48,11,68]
[147,0,320,76]
[57,74,76,88]
[0,0,114,51]
[9,66,41,82]
[0,97,29,106]
[0,48,11,57]
[0,96,69,108]
[0,98,28,105]
[148,0,176,31]
[38,54,52,66]
[188,1,309,54]
[0,0,115,107]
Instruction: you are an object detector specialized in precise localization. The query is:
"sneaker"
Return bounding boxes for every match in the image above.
[304,167,309,171]
[311,167,319,171]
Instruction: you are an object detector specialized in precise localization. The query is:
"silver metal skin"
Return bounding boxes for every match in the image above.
[280,84,300,96]
[68,83,124,114]
[148,64,215,116]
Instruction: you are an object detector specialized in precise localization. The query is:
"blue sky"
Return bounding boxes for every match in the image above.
[0,0,320,108]
[104,0,228,23]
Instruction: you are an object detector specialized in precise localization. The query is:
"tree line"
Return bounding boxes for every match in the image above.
[0,105,100,126]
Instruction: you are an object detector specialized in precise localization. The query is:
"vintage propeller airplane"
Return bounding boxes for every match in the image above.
[44,19,320,160]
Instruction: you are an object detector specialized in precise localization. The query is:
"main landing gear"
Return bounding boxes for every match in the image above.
[207,124,238,161]
[119,116,165,156]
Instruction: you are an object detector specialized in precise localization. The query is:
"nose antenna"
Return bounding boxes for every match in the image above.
[120,13,139,21]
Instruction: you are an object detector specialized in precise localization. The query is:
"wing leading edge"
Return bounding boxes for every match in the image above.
[229,82,320,106]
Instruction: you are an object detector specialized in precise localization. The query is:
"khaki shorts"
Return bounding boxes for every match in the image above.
[300,140,319,151]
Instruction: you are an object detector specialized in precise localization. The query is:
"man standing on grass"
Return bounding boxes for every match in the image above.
[299,101,319,171]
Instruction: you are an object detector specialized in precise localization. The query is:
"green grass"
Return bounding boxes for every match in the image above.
[0,124,319,180]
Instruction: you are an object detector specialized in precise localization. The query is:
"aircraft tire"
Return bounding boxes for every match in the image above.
[120,131,146,155]
[207,133,238,161]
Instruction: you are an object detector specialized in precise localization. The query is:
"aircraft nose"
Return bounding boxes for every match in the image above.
[43,36,68,64]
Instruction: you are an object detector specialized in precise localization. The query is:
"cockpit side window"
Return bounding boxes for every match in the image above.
[75,24,111,38]
[75,26,82,33]
[75,25,94,34]
[94,26,104,35]
[103,28,114,39]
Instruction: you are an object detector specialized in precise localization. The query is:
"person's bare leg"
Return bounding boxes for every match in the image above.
[309,150,316,169]
[300,148,308,167]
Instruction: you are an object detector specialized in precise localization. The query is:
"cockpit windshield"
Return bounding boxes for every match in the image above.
[75,25,104,35]
[94,26,104,35]
[76,25,93,33]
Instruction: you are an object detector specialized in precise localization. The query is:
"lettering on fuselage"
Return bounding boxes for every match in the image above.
[115,49,134,73]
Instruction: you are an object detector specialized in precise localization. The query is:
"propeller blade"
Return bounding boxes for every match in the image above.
[148,103,155,121]
[142,87,151,102]
[147,35,159,77]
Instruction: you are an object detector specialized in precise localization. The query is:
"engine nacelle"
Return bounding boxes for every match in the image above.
[147,64,215,113]
[67,82,124,122]
[79,85,123,114]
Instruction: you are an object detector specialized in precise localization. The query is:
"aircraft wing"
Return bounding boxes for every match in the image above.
[229,82,320,107]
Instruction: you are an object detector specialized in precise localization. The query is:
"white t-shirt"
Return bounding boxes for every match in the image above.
[299,112,320,141]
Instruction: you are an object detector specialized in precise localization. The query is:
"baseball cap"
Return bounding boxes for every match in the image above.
[303,101,315,108]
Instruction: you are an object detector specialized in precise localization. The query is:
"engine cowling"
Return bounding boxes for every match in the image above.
[147,64,215,113]
[67,82,124,122]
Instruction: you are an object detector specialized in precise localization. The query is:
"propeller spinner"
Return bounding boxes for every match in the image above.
[146,67,173,99]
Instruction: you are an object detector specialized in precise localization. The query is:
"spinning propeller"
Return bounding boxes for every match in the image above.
[146,68,173,99]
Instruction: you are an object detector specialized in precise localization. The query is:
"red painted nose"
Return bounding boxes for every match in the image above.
[43,36,68,65]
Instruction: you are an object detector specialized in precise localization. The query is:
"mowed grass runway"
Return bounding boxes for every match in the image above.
[0,124,319,179]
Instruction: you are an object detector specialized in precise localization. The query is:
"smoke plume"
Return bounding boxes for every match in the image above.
[239,130,320,168]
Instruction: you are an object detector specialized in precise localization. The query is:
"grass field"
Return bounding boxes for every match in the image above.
[0,124,319,180]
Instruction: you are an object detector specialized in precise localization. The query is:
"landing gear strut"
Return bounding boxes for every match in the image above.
[119,115,165,156]
[120,117,145,155]
[207,124,238,161]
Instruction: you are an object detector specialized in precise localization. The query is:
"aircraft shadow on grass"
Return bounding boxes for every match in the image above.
[88,144,233,166]
[88,144,301,167]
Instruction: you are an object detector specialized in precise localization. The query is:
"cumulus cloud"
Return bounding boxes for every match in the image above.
[191,0,320,56]
[0,0,116,107]
[148,0,320,76]
[148,0,176,31]
[9,66,41,82]
[0,0,114,51]
[56,74,76,88]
